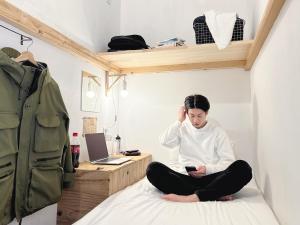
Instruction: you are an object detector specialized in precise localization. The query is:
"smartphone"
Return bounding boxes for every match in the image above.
[185,166,197,172]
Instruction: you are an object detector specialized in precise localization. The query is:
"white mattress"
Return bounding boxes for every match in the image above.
[73,177,279,225]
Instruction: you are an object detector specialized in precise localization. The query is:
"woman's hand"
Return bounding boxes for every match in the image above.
[178,106,186,123]
[188,166,206,177]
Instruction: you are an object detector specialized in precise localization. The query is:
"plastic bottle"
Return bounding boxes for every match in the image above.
[114,135,121,155]
[71,132,80,168]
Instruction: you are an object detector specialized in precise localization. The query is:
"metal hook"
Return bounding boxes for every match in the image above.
[0,25,33,45]
[20,34,32,46]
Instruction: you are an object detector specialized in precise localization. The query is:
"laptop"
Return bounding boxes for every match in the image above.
[85,133,131,165]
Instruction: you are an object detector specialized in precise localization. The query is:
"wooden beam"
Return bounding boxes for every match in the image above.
[105,71,109,96]
[82,71,101,86]
[105,71,123,96]
[0,1,120,73]
[245,0,285,70]
[98,41,252,70]
[120,60,246,74]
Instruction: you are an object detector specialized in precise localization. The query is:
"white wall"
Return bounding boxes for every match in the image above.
[0,20,105,225]
[120,0,254,46]
[252,0,268,37]
[7,0,121,52]
[250,1,300,225]
[115,0,254,165]
[112,69,253,166]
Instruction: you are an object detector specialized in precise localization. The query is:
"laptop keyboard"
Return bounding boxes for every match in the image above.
[95,158,114,163]
[94,157,131,164]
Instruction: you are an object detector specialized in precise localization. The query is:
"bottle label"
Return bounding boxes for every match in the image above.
[71,145,80,153]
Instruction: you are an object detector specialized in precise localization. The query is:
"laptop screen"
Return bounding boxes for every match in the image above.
[85,133,109,161]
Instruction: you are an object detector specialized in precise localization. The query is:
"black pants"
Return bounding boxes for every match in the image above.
[146,160,252,201]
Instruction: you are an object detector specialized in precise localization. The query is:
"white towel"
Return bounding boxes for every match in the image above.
[204,10,237,49]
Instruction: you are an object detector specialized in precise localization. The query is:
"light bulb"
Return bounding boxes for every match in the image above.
[120,76,128,98]
[120,89,128,97]
[86,90,95,98]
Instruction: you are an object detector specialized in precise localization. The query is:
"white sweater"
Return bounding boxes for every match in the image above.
[160,119,235,175]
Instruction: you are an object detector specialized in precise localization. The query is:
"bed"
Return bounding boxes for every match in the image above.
[73,173,279,225]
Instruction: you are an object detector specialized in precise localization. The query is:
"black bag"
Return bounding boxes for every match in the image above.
[193,16,245,44]
[108,35,148,51]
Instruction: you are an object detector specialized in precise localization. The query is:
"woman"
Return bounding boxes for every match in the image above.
[146,94,252,202]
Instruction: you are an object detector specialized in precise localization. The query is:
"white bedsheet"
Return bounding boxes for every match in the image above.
[73,177,279,225]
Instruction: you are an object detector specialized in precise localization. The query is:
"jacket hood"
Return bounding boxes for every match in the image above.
[0,49,25,85]
[0,49,48,86]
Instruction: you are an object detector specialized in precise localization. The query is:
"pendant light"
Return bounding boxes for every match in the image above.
[120,76,128,98]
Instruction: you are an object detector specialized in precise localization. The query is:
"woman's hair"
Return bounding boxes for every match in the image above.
[184,94,210,112]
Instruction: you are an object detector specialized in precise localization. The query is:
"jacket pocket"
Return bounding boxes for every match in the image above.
[27,166,63,211]
[0,113,19,158]
[34,155,62,168]
[34,114,61,153]
[0,164,14,220]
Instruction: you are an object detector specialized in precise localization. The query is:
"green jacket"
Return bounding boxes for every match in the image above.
[0,50,74,225]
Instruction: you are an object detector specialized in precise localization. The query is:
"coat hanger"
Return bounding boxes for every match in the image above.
[15,38,38,66]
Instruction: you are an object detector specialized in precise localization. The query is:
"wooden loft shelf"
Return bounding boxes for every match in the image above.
[97,40,254,74]
[97,0,286,75]
[0,0,285,75]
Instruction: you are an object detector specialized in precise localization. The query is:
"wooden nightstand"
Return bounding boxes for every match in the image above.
[57,153,152,225]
